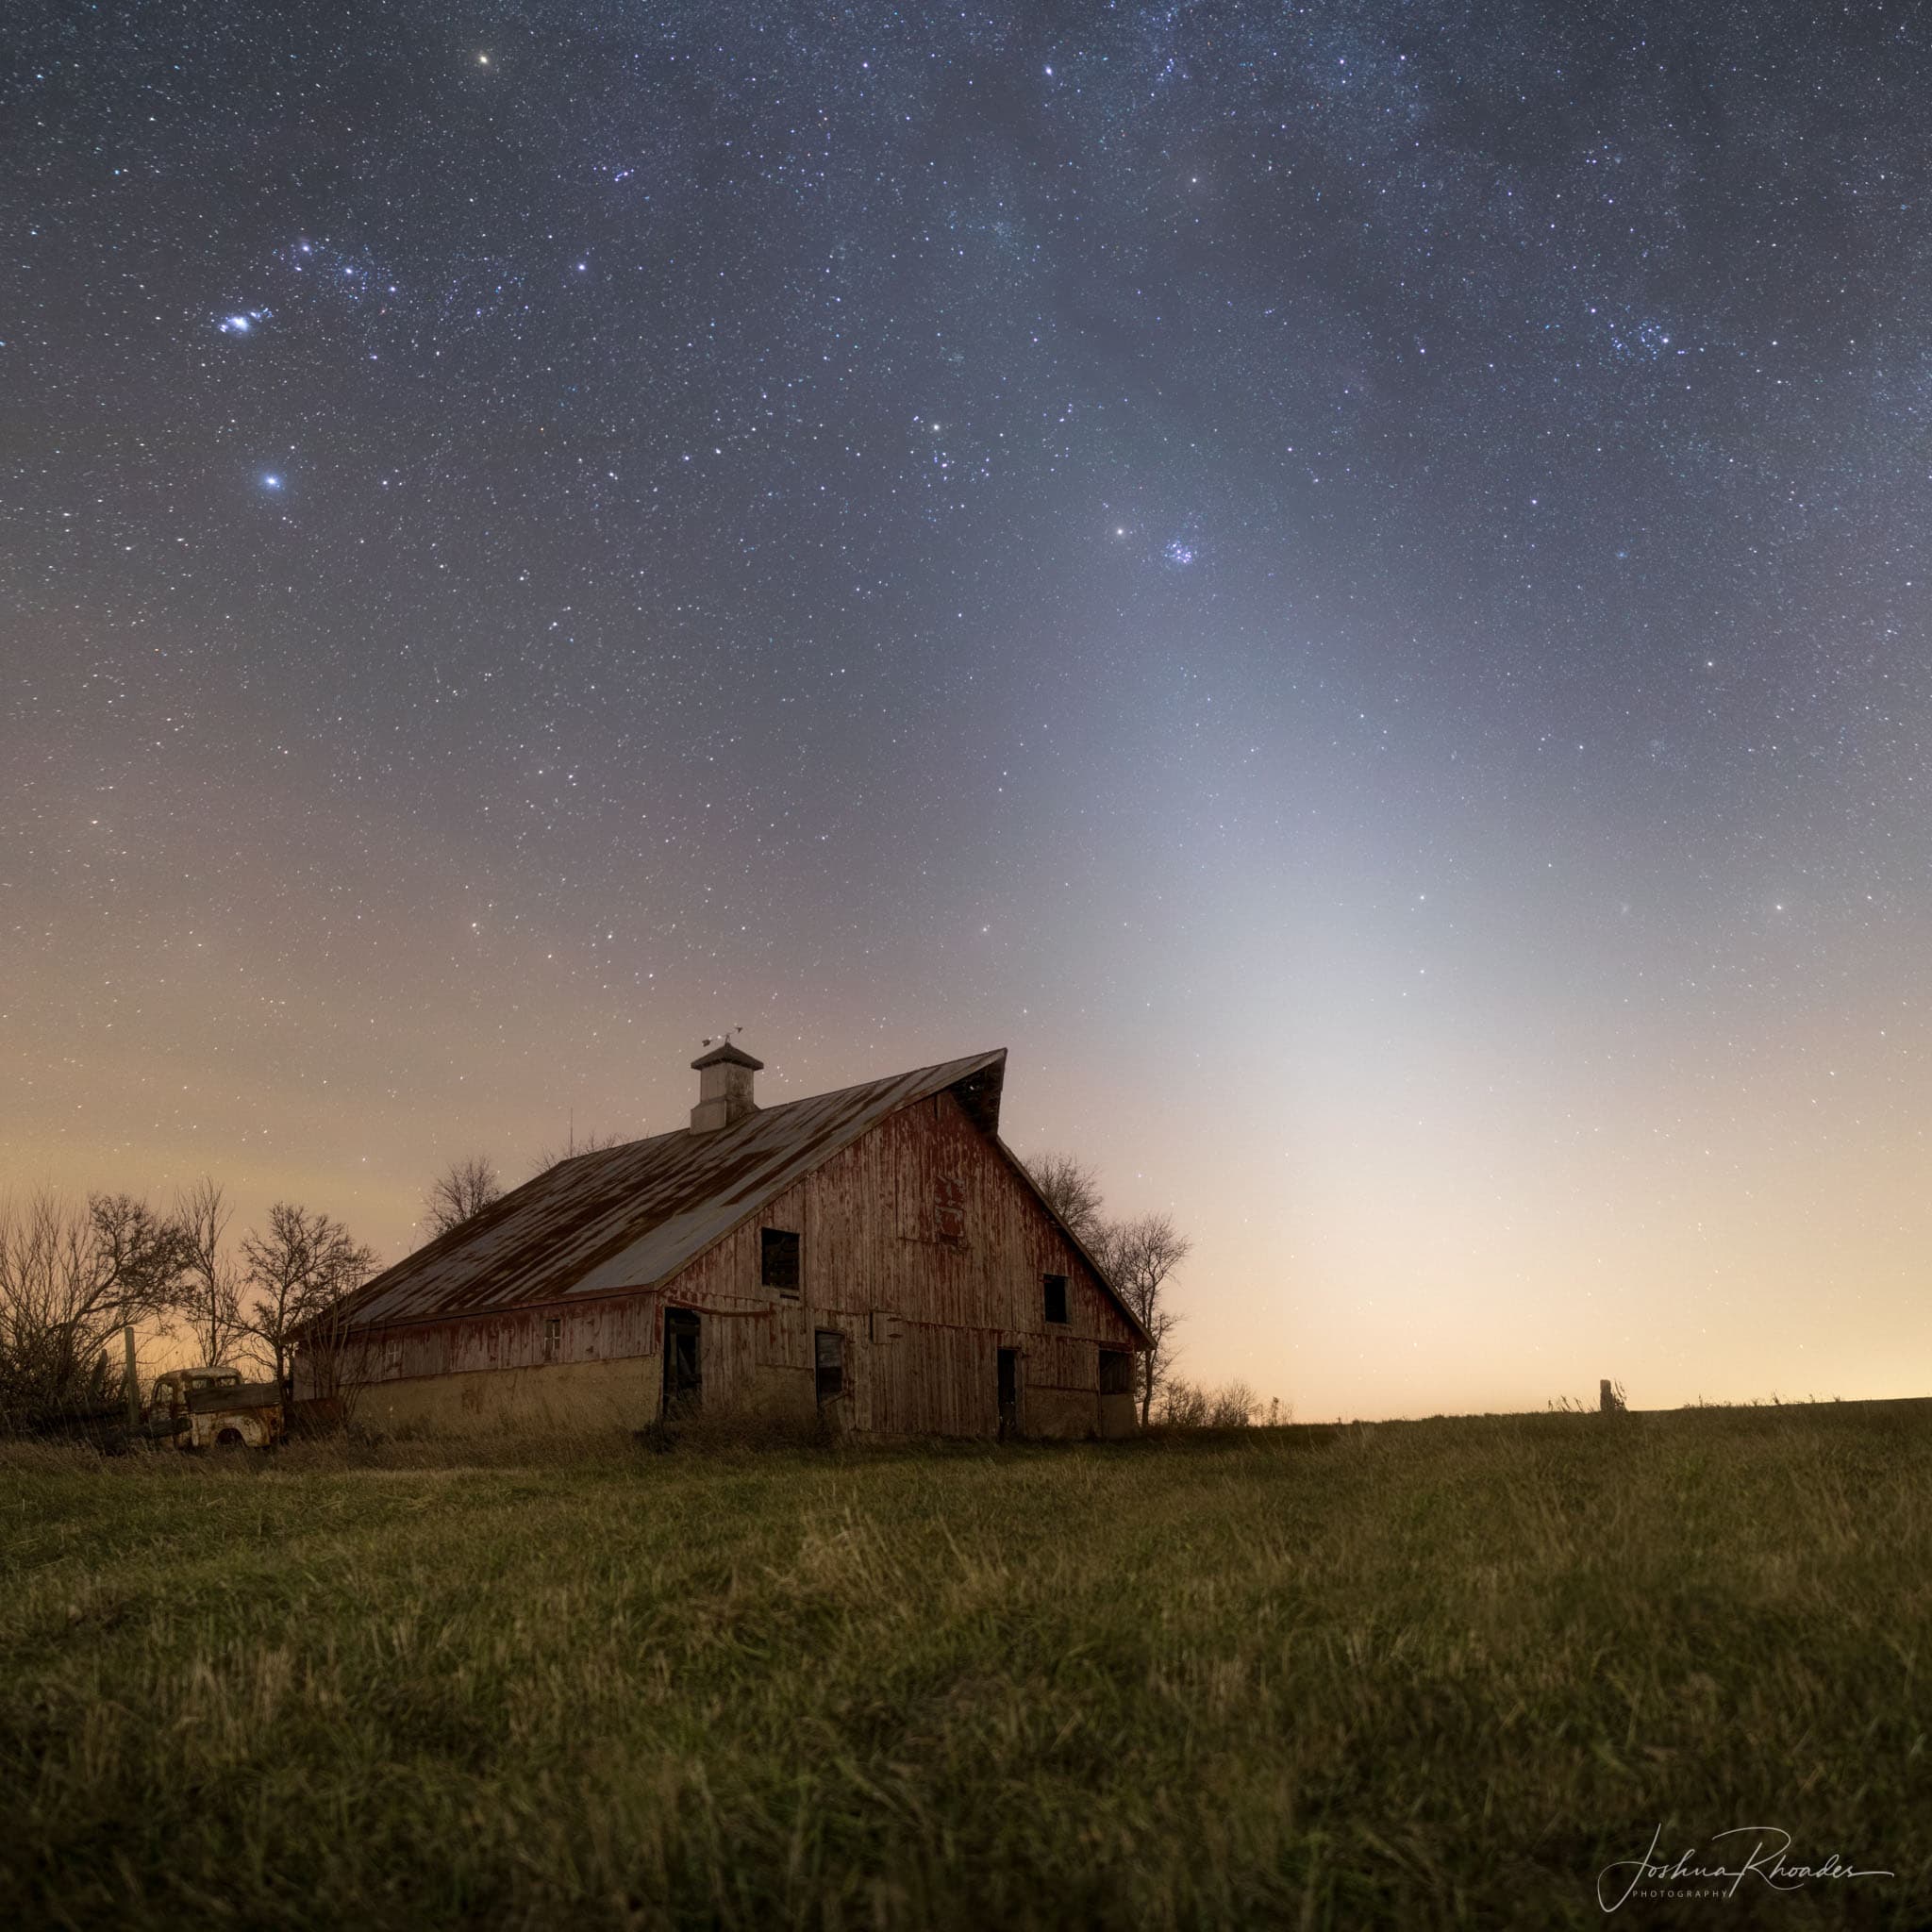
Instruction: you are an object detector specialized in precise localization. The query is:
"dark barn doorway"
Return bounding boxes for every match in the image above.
[997,1347,1018,1440]
[815,1328,844,1405]
[662,1307,702,1417]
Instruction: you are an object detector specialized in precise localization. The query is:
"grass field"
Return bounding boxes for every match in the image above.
[3,1405,1928,1929]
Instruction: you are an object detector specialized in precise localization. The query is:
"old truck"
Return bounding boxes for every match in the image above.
[146,1366,284,1450]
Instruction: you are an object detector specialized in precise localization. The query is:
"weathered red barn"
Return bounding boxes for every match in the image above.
[298,1045,1146,1439]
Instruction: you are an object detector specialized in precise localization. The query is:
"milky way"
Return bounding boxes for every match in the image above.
[6,3,1929,1413]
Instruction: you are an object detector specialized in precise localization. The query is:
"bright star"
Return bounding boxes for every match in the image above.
[261,474,282,491]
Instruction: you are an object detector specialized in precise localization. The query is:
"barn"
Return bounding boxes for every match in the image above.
[296,1044,1147,1439]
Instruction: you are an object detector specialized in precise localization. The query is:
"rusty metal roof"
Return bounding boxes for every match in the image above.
[338,1049,1009,1328]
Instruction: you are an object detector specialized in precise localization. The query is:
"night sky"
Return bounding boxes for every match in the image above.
[8,3,1929,1416]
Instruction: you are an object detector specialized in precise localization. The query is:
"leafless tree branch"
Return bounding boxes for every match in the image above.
[173,1176,245,1367]
[1023,1151,1108,1248]
[1094,1211,1192,1427]
[420,1154,504,1242]
[0,1191,187,1431]
[242,1203,377,1391]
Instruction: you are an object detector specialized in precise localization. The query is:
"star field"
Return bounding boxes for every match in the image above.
[5,2,1929,1413]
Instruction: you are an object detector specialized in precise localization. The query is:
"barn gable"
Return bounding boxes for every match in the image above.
[308,1047,1148,1441]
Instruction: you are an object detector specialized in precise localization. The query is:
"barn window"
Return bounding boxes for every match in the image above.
[762,1227,801,1298]
[1099,1349,1132,1396]
[542,1316,561,1362]
[1042,1274,1070,1324]
[815,1329,844,1403]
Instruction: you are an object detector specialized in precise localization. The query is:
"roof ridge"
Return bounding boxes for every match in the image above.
[558,1047,1003,1164]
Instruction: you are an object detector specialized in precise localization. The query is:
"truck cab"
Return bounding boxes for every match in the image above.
[147,1367,284,1450]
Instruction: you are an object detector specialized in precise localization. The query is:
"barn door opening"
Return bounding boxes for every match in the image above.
[996,1348,1019,1440]
[814,1328,844,1405]
[662,1308,702,1417]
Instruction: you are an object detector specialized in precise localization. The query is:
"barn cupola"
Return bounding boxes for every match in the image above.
[690,1038,763,1133]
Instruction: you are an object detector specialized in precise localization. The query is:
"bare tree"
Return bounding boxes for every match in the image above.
[0,1191,187,1431]
[173,1176,245,1367]
[420,1154,503,1241]
[242,1204,376,1391]
[91,1192,192,1312]
[1024,1151,1108,1248]
[1155,1378,1257,1428]
[1208,1379,1260,1428]
[1096,1212,1192,1427]
[1158,1377,1209,1427]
